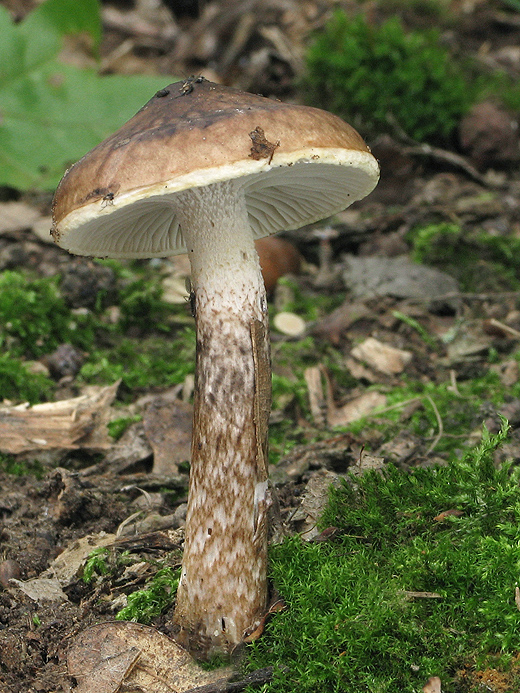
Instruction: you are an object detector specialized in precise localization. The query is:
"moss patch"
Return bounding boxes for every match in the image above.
[246,422,520,692]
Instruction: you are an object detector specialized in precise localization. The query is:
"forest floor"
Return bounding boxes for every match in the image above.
[1,0,520,691]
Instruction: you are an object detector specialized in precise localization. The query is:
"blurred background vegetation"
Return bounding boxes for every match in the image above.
[1,0,520,191]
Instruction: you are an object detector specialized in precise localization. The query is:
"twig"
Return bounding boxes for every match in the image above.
[424,395,443,456]
[365,397,422,418]
[183,666,277,693]
[402,143,493,188]
[486,318,520,339]
[385,112,496,188]
[447,369,463,397]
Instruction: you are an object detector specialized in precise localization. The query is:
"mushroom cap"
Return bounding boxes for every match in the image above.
[52,78,379,259]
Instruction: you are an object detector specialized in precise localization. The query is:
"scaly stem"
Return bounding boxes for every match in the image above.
[173,182,271,656]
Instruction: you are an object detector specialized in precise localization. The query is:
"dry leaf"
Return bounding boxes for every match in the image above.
[311,301,373,346]
[44,532,117,586]
[143,397,193,475]
[423,675,442,693]
[490,359,520,387]
[342,254,459,306]
[67,622,232,693]
[291,470,341,541]
[353,451,385,474]
[351,337,412,375]
[0,381,119,454]
[434,509,464,522]
[103,420,153,473]
[9,577,68,604]
[304,365,386,427]
[303,366,326,426]
[344,356,379,383]
[327,390,386,428]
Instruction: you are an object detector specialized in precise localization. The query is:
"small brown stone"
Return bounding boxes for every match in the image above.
[0,559,22,588]
[459,101,519,169]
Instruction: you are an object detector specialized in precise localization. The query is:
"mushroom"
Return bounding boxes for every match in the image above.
[51,77,379,656]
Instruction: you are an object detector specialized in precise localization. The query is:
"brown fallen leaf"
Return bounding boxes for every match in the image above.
[304,365,386,428]
[291,470,342,541]
[308,526,339,543]
[143,397,193,475]
[243,598,286,643]
[181,666,278,693]
[423,675,442,693]
[0,381,119,454]
[434,509,464,522]
[350,337,412,376]
[45,532,117,586]
[8,577,68,604]
[311,300,373,346]
[67,622,232,693]
[327,390,386,428]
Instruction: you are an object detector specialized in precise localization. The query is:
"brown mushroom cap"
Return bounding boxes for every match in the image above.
[52,78,379,258]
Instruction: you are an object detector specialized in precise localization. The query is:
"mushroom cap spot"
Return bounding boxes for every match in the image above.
[52,79,380,259]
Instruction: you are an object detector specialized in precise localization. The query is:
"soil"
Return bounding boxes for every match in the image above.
[1,1,520,692]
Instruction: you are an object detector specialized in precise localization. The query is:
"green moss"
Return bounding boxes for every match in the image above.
[0,453,46,478]
[274,278,346,322]
[116,566,180,624]
[477,68,520,112]
[82,548,110,584]
[0,353,53,403]
[345,369,509,459]
[247,422,520,692]
[408,222,520,292]
[107,415,143,440]
[0,270,102,358]
[118,274,175,333]
[79,329,196,392]
[302,12,473,144]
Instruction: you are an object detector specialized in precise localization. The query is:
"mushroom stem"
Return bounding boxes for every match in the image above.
[173,181,271,655]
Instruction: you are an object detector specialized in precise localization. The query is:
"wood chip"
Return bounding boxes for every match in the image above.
[327,391,386,428]
[273,311,306,336]
[303,366,326,426]
[0,382,119,454]
[351,337,412,375]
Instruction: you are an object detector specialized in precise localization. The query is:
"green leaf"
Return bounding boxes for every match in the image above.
[0,0,176,191]
[22,0,103,52]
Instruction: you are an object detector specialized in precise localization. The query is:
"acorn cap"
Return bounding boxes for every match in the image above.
[52,78,379,259]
